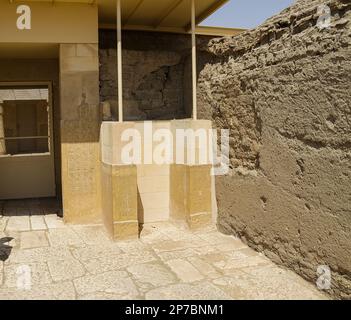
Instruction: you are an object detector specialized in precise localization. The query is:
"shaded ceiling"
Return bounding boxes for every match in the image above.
[20,0,229,31]
[98,0,228,29]
[0,43,59,59]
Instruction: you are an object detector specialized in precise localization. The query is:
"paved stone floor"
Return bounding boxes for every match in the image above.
[0,199,327,300]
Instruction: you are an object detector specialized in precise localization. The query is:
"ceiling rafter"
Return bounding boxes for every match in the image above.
[153,0,184,28]
[123,0,145,27]
[184,0,228,31]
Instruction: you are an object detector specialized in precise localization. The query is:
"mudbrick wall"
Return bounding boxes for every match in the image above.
[198,0,351,299]
[99,30,213,120]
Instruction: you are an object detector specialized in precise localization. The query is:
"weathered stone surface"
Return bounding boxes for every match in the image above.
[187,256,220,279]
[212,271,327,300]
[151,240,197,253]
[0,216,326,300]
[73,271,139,299]
[47,259,86,282]
[60,43,102,225]
[47,228,85,247]
[127,263,177,287]
[3,262,52,288]
[198,0,351,299]
[0,281,76,300]
[44,214,65,229]
[20,231,49,249]
[0,217,7,232]
[166,259,204,283]
[156,248,198,262]
[7,246,74,264]
[70,225,111,246]
[145,282,231,300]
[72,243,122,261]
[81,251,156,274]
[0,261,4,285]
[30,216,47,231]
[6,216,30,232]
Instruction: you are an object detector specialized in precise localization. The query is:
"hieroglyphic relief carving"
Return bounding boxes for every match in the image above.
[67,143,96,194]
[60,43,101,223]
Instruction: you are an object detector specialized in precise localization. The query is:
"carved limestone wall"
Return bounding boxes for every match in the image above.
[60,44,102,224]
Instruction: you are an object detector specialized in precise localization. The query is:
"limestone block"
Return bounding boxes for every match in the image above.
[60,74,82,118]
[112,123,138,165]
[20,231,49,249]
[137,176,170,194]
[61,57,99,74]
[139,192,169,211]
[187,165,212,216]
[100,122,136,166]
[138,165,170,177]
[113,221,139,241]
[76,44,98,58]
[139,207,170,224]
[112,165,138,222]
[100,123,113,165]
[170,164,212,229]
[59,43,101,225]
[166,259,204,283]
[101,164,139,241]
[61,141,101,224]
[170,165,187,220]
[187,213,212,230]
[171,119,213,166]
[60,44,76,58]
[82,72,100,106]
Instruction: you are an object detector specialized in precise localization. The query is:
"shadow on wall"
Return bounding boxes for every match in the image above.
[137,188,144,227]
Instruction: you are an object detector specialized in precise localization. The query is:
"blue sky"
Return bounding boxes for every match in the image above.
[201,0,294,29]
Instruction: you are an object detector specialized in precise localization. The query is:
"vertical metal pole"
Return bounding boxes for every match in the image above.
[191,0,197,120]
[117,0,123,122]
[0,104,6,155]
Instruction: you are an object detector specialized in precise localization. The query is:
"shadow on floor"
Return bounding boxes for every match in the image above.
[0,197,63,217]
[0,237,14,262]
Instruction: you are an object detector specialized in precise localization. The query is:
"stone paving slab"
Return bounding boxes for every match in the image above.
[6,216,30,232]
[30,216,47,231]
[3,262,52,288]
[0,281,76,300]
[127,262,177,288]
[47,259,86,282]
[166,259,204,283]
[0,262,3,285]
[145,282,233,300]
[0,212,328,300]
[20,231,49,250]
[0,217,8,232]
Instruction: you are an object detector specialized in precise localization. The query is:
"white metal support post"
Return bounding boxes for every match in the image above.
[191,0,197,120]
[117,0,123,122]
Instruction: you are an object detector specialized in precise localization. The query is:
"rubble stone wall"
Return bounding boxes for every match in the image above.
[99,30,213,121]
[198,0,351,299]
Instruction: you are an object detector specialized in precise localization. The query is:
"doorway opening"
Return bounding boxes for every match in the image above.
[0,83,57,202]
